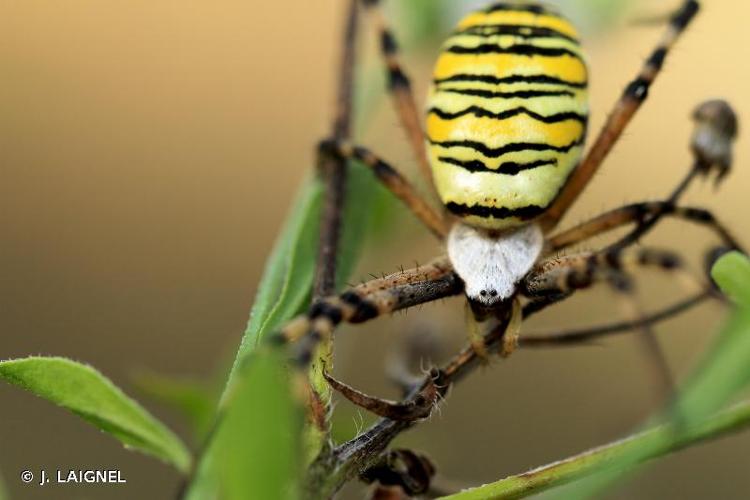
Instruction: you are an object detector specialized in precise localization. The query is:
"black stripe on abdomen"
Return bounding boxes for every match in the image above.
[427,106,588,125]
[445,43,583,62]
[453,24,579,43]
[436,87,575,99]
[428,136,584,158]
[438,156,557,175]
[445,202,548,220]
[433,73,587,89]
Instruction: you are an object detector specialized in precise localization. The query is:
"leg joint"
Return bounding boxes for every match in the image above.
[380,30,398,55]
[671,1,700,31]
[388,67,411,90]
[340,291,380,323]
[625,78,650,101]
[308,301,344,325]
[647,48,668,71]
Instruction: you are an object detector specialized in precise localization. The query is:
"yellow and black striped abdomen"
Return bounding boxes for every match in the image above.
[427,2,589,230]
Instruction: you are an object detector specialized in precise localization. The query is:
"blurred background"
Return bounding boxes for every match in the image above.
[2,0,749,498]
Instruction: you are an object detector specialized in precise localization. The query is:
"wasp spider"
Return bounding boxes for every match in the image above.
[273,0,742,420]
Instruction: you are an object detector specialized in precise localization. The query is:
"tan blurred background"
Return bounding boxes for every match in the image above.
[2,1,749,499]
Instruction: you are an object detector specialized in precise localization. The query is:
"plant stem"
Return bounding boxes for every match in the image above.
[304,0,360,492]
[439,401,750,500]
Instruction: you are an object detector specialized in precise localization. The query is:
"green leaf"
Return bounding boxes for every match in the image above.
[227,176,324,380]
[216,349,304,500]
[0,357,191,473]
[711,251,750,306]
[224,163,380,390]
[676,308,750,423]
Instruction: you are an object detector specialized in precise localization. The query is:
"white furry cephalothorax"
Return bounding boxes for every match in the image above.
[447,222,544,305]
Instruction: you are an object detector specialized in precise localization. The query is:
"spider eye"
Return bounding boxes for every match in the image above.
[479,290,487,297]
[489,290,498,297]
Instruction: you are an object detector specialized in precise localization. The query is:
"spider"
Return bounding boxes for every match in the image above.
[272,0,742,420]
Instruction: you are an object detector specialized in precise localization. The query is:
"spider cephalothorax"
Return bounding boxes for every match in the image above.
[447,222,543,305]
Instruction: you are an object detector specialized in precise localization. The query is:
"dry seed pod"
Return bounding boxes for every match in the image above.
[691,99,739,184]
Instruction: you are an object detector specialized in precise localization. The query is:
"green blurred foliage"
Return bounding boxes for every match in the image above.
[132,371,217,443]
[394,0,638,49]
[215,350,304,500]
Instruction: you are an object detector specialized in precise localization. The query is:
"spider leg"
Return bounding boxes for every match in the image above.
[359,0,434,188]
[272,258,462,366]
[318,140,449,239]
[522,247,684,298]
[520,291,711,347]
[498,298,523,358]
[542,1,701,229]
[547,202,742,253]
[464,301,490,362]
[522,247,692,404]
[271,259,460,422]
[609,272,677,403]
[323,369,439,421]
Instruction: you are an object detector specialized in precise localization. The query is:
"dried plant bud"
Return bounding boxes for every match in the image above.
[691,99,739,184]
[368,485,409,500]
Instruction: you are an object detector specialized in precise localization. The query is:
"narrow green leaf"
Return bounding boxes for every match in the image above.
[676,308,750,423]
[711,251,750,306]
[228,176,324,379]
[225,163,380,390]
[671,253,750,425]
[216,348,304,500]
[0,357,191,473]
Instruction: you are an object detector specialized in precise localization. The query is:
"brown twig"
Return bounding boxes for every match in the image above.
[303,1,361,495]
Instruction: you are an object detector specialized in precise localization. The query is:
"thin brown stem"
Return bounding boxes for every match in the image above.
[319,290,714,496]
[314,0,359,298]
